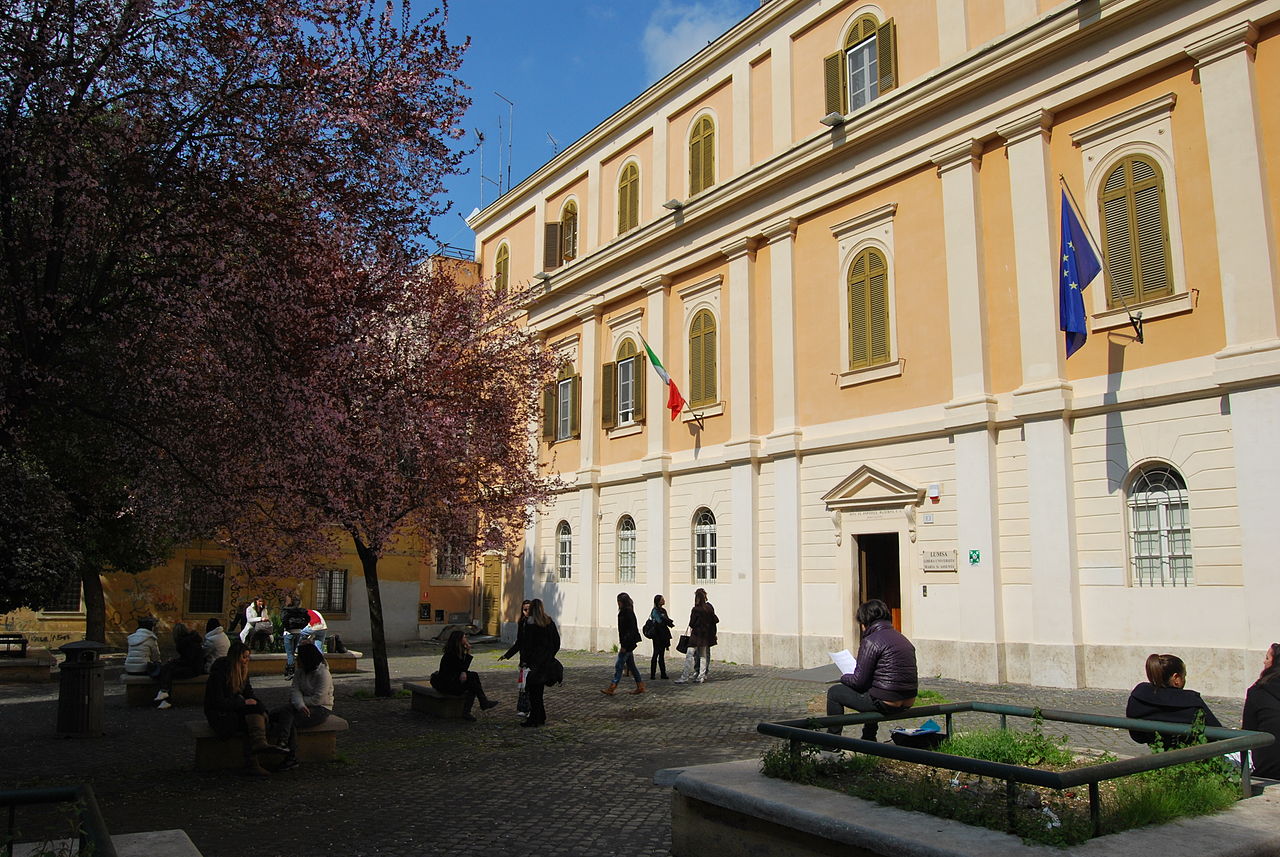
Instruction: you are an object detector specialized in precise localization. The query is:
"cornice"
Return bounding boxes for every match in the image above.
[721,236,758,261]
[830,203,897,240]
[996,109,1053,146]
[931,139,984,174]
[1185,21,1259,66]
[761,217,798,244]
[1069,93,1176,147]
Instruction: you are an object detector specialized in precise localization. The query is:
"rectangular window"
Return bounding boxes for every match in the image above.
[557,377,573,441]
[42,573,82,613]
[436,537,467,579]
[187,564,226,614]
[617,356,635,425]
[316,568,348,614]
[846,37,878,111]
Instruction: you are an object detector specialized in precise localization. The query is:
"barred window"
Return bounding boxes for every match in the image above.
[42,573,82,613]
[557,521,573,580]
[693,508,717,582]
[1128,466,1192,587]
[187,564,226,614]
[316,568,348,614]
[436,533,467,579]
[617,516,637,583]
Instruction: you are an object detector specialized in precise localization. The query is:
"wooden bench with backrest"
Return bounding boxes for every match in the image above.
[403,680,467,719]
[186,715,349,770]
[121,673,208,707]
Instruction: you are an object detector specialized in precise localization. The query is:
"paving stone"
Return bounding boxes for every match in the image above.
[0,645,1247,856]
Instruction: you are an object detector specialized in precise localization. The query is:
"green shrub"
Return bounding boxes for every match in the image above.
[939,713,1072,767]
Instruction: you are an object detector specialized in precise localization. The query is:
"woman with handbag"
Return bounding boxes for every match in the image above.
[675,588,718,684]
[602,592,644,696]
[509,598,560,728]
[647,594,675,680]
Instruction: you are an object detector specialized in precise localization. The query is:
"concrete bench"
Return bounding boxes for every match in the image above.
[186,715,349,770]
[246,650,362,676]
[122,673,208,707]
[0,648,56,683]
[403,680,467,719]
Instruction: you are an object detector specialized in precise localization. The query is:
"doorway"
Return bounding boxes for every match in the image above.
[856,532,901,631]
[481,555,502,636]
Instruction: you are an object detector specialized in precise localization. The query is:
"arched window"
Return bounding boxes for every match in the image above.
[689,115,716,196]
[823,14,898,116]
[688,310,717,407]
[693,509,717,582]
[494,244,510,298]
[561,200,579,261]
[847,248,891,369]
[1099,155,1173,309]
[556,521,573,580]
[1128,465,1192,587]
[618,162,640,235]
[617,516,637,583]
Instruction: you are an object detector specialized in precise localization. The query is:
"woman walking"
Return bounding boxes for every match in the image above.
[648,594,675,680]
[514,598,560,728]
[430,630,499,721]
[675,588,718,684]
[602,593,645,696]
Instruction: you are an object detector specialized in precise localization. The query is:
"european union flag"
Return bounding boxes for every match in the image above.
[1059,189,1102,358]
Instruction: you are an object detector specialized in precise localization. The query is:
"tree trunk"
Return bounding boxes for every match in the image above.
[352,534,392,697]
[80,563,106,643]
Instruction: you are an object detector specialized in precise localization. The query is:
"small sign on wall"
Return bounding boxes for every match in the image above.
[922,550,957,572]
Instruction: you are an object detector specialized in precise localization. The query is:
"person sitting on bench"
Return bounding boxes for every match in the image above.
[269,643,333,771]
[430,631,498,722]
[124,617,162,678]
[205,641,286,777]
[240,597,274,652]
[1126,653,1221,748]
[153,622,206,709]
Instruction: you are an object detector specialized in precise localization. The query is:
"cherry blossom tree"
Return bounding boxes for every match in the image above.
[0,0,471,639]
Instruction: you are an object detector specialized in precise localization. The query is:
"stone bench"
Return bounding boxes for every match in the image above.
[403,680,467,719]
[186,715,349,770]
[245,650,362,676]
[0,633,29,658]
[0,648,56,683]
[121,673,208,707]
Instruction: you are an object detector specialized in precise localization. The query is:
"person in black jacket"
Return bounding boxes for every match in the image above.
[508,598,559,728]
[499,600,532,666]
[826,599,918,740]
[430,631,498,721]
[676,588,719,684]
[603,592,645,696]
[648,594,675,680]
[153,623,206,710]
[1126,653,1221,747]
[204,641,285,776]
[1243,643,1280,778]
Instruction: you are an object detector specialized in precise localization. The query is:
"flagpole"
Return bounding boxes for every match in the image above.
[1058,174,1144,343]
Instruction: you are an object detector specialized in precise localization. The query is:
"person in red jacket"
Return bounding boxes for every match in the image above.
[826,599,918,741]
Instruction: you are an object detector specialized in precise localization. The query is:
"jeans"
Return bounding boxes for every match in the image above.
[307,629,327,653]
[271,704,331,759]
[283,632,302,667]
[612,648,641,684]
[650,646,668,678]
[678,647,711,682]
[826,684,886,740]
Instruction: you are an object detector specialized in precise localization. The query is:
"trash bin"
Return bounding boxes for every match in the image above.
[56,640,109,738]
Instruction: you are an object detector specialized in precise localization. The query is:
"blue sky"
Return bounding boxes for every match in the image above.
[430,0,758,252]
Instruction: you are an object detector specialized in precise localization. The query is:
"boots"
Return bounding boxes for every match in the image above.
[601,683,618,696]
[630,681,646,695]
[242,757,271,777]
[246,714,287,757]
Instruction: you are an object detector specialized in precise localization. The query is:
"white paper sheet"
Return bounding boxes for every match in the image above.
[828,649,857,676]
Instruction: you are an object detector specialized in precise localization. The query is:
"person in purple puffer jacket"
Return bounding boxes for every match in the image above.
[826,599,918,741]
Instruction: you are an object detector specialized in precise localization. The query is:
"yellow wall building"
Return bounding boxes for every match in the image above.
[471,0,1280,695]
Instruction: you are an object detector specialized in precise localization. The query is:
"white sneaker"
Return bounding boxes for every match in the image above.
[674,678,688,684]
[154,690,169,702]
[156,701,172,710]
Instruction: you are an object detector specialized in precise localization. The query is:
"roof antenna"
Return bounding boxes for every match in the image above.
[494,91,515,194]
[547,132,560,155]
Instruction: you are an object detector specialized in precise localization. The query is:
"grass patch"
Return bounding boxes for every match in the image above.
[917,689,947,704]
[759,714,1240,846]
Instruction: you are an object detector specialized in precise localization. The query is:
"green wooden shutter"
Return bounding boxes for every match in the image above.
[1131,159,1172,301]
[702,122,715,193]
[848,253,869,368]
[542,385,556,441]
[876,19,898,95]
[601,361,617,429]
[633,355,646,422]
[823,51,846,116]
[569,375,581,438]
[703,318,717,403]
[543,223,562,270]
[495,245,510,297]
[689,310,717,406]
[867,250,890,364]
[618,164,639,234]
[690,130,703,196]
[1100,156,1171,308]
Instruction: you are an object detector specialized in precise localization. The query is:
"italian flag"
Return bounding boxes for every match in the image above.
[640,336,686,421]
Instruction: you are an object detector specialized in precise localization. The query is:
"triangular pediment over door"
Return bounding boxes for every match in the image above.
[821,463,924,512]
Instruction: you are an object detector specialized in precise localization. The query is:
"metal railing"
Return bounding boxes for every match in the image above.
[1,785,117,857]
[757,701,1275,838]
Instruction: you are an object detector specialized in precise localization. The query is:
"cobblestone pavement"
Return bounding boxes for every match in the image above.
[0,645,1247,857]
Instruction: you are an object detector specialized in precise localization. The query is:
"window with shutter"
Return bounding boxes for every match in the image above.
[689,116,716,196]
[618,163,640,234]
[848,248,890,370]
[494,244,510,298]
[1099,155,1173,309]
[561,201,578,261]
[689,310,718,407]
[824,15,897,118]
[543,223,561,270]
[553,362,576,442]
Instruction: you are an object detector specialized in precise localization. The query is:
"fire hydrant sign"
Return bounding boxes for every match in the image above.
[922,550,956,571]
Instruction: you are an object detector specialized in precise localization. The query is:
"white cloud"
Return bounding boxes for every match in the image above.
[640,1,752,82]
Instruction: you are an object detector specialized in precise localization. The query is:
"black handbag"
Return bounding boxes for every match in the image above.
[642,619,656,639]
[676,634,691,654]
